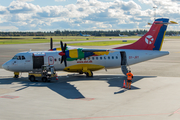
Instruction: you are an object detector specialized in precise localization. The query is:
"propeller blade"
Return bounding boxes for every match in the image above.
[60,56,64,64]
[64,56,67,67]
[60,41,63,51]
[50,37,53,50]
[63,43,67,52]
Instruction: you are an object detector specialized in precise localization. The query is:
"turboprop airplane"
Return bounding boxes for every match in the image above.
[2,18,178,80]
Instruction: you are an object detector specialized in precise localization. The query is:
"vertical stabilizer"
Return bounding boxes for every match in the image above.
[114,18,169,51]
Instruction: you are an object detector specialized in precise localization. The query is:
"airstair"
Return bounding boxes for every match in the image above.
[120,51,130,75]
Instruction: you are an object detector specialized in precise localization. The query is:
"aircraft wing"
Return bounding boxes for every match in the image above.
[81,49,110,52]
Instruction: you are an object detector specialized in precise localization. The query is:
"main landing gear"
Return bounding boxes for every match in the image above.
[79,70,93,77]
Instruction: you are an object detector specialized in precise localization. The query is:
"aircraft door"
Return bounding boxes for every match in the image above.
[33,56,44,69]
[120,51,127,65]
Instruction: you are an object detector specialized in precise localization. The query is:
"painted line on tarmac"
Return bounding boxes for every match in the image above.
[0,95,19,99]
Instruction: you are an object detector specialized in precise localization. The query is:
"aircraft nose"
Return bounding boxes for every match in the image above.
[2,63,8,70]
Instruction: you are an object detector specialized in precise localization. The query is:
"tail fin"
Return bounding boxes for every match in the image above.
[114,18,176,51]
[80,33,83,36]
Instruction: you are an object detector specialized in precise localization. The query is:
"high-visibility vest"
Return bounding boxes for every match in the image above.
[126,72,133,80]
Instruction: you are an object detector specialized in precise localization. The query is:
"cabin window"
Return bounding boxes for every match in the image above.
[22,56,25,60]
[92,57,94,60]
[104,56,106,59]
[112,56,114,59]
[116,56,118,59]
[96,57,98,60]
[108,56,110,59]
[100,57,102,60]
[59,58,61,61]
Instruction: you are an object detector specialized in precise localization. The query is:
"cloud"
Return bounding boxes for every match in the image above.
[8,1,41,14]
[0,0,179,31]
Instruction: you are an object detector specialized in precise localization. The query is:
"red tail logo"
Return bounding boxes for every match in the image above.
[145,35,154,45]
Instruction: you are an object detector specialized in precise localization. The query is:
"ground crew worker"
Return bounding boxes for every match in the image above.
[126,70,133,89]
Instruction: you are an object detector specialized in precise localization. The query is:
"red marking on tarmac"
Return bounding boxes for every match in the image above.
[174,108,180,114]
[51,110,180,120]
[75,98,94,101]
[0,95,19,99]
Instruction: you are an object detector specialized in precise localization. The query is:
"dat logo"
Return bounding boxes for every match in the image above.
[145,35,154,44]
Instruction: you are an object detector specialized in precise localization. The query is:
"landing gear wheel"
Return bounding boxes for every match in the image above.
[14,75,19,78]
[42,77,47,82]
[29,75,35,82]
[90,71,93,77]
[79,71,83,74]
[85,71,93,77]
[85,72,89,77]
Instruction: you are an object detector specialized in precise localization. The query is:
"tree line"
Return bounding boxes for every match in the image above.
[0,30,179,36]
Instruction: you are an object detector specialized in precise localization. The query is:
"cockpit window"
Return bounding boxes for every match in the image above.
[22,56,25,60]
[17,56,21,60]
[12,55,25,60]
[12,55,18,59]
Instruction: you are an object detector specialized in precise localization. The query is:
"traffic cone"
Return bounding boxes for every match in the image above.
[56,74,58,80]
[123,80,126,88]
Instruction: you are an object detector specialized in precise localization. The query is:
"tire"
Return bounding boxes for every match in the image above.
[14,75,19,78]
[29,75,35,82]
[86,72,93,77]
[42,77,47,82]
[79,71,83,74]
[85,72,89,77]
[90,71,93,77]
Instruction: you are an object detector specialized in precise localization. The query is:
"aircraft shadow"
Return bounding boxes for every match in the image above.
[0,75,156,99]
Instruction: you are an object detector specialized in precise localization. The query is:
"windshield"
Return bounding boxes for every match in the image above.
[12,55,24,60]
[12,55,18,59]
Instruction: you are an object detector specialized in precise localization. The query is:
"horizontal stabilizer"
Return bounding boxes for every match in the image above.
[148,20,178,25]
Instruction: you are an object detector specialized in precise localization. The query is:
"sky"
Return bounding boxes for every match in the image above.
[0,0,180,31]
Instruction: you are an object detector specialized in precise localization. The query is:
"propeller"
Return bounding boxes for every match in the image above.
[59,41,67,67]
[50,37,53,50]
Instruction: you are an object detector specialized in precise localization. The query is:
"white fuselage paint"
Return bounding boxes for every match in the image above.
[2,49,169,72]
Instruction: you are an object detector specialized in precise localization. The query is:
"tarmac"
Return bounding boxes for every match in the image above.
[0,38,180,120]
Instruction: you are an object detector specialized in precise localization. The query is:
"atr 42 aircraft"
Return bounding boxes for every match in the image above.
[2,18,177,78]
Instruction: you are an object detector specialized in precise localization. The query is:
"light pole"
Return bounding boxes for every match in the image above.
[153,6,157,20]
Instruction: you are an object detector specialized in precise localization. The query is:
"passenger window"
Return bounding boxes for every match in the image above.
[17,56,21,60]
[59,58,61,61]
[116,56,118,59]
[112,56,114,59]
[108,56,110,59]
[100,57,102,60]
[92,57,94,60]
[22,56,25,60]
[104,57,106,60]
[96,57,98,60]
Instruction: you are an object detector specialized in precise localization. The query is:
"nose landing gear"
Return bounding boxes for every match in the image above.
[14,72,19,78]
